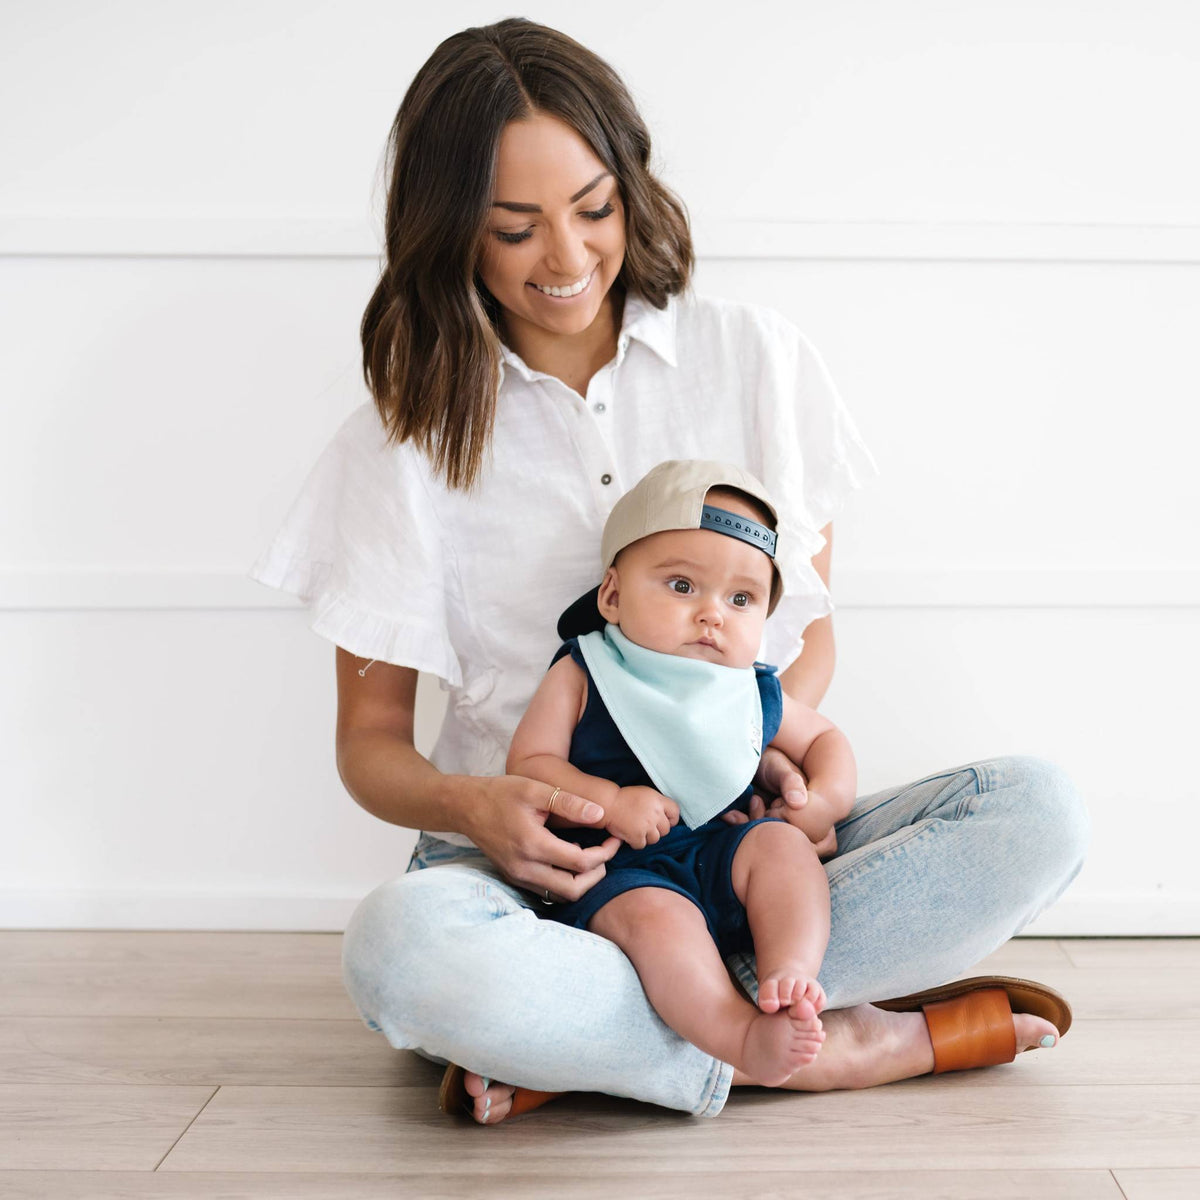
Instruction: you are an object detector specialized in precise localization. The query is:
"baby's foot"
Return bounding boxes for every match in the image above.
[739,1004,826,1087]
[758,964,826,1020]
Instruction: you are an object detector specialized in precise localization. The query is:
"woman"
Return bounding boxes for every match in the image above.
[251,18,1088,1124]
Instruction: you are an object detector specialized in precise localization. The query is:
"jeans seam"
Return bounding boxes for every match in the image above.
[967,760,994,793]
[696,1056,733,1117]
[825,819,939,890]
[951,766,984,819]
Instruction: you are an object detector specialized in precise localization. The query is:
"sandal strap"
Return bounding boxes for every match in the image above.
[924,986,1017,1074]
[509,1086,564,1117]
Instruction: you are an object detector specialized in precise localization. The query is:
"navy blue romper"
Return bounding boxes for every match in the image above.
[544,638,784,959]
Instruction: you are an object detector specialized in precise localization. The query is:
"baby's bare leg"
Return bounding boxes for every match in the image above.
[587,886,823,1087]
[730,820,831,1018]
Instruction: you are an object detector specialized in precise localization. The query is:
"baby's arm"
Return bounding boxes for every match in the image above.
[507,656,678,848]
[766,694,858,843]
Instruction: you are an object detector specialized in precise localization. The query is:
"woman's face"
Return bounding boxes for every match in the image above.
[477,112,626,343]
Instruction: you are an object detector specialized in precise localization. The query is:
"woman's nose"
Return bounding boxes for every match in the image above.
[543,223,590,280]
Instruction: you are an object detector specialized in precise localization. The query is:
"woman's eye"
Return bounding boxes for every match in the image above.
[493,201,616,245]
[670,579,693,594]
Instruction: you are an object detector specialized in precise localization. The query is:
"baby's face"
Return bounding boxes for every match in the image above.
[598,503,774,668]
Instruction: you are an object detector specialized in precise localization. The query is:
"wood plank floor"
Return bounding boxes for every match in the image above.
[0,933,1195,1199]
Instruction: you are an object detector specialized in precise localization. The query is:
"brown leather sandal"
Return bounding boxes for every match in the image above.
[437,1062,563,1121]
[873,975,1072,1073]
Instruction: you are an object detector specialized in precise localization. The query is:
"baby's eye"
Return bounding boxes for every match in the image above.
[669,579,693,595]
[730,592,751,608]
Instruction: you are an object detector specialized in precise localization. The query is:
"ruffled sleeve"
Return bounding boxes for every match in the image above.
[767,317,878,553]
[248,404,462,687]
[754,313,879,670]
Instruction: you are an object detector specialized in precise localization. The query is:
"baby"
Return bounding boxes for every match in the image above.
[507,460,858,1087]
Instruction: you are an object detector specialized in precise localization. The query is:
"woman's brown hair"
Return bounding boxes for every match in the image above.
[360,17,694,491]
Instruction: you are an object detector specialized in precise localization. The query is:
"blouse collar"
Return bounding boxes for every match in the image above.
[497,289,679,384]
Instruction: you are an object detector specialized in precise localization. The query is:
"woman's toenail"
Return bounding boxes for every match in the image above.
[481,1076,491,1089]
[1039,1034,1056,1047]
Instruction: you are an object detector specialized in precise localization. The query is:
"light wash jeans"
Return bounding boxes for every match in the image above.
[341,756,1089,1117]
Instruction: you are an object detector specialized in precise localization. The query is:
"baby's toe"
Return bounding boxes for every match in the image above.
[788,994,816,1022]
[758,978,781,1013]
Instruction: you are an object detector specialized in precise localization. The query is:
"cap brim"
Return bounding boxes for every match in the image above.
[556,585,605,641]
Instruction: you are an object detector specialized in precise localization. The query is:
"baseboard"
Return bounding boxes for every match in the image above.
[1,888,1197,935]
[0,889,363,932]
[1019,894,1200,937]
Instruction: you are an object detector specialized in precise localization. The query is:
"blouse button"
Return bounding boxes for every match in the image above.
[594,402,607,414]
[600,473,613,485]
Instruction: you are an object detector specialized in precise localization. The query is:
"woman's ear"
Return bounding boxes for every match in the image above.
[596,566,620,623]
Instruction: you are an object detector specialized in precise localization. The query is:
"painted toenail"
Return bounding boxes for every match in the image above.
[1039,1034,1056,1047]
[481,1076,491,1089]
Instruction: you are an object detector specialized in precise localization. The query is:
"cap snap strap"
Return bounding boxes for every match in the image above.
[700,505,777,558]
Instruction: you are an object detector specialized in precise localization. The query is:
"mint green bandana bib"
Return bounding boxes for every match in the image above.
[576,623,764,830]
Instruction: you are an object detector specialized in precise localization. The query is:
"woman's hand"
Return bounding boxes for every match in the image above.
[456,775,620,902]
[755,745,810,812]
[722,791,839,858]
[607,785,679,849]
[722,746,839,858]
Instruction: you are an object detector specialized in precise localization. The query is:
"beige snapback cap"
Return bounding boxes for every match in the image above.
[555,459,789,640]
[601,459,786,614]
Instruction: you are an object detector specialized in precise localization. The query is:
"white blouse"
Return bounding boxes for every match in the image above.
[250,289,878,846]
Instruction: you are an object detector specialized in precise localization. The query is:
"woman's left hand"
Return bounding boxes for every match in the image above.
[754,744,809,812]
[724,746,838,858]
[722,793,839,858]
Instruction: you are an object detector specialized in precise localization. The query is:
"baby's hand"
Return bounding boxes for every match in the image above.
[608,785,679,849]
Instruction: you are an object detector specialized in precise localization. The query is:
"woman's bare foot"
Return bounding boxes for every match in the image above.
[739,1002,826,1086]
[461,1005,1063,1123]
[462,1070,516,1124]
[731,1003,1062,1091]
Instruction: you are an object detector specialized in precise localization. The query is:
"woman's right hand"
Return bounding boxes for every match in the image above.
[457,775,620,902]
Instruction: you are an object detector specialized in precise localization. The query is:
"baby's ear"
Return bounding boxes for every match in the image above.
[596,566,620,622]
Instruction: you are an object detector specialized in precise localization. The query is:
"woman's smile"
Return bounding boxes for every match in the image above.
[527,269,595,299]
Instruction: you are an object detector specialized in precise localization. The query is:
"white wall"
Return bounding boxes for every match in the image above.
[2,1,1197,931]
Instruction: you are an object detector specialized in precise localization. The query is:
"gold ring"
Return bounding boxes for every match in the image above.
[547,786,562,815]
